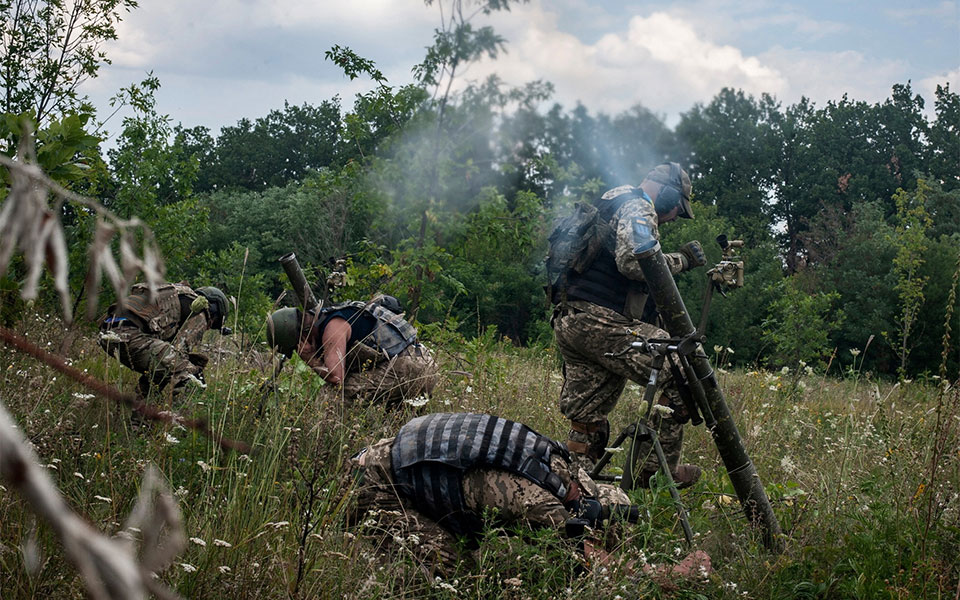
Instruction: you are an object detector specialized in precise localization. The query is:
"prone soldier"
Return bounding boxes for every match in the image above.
[266,295,438,404]
[344,412,679,577]
[97,281,230,405]
[547,162,707,487]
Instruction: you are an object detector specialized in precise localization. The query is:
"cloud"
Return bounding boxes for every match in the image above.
[464,4,787,119]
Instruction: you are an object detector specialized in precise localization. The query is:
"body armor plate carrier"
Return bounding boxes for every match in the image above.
[109,283,195,340]
[321,301,418,358]
[391,413,570,536]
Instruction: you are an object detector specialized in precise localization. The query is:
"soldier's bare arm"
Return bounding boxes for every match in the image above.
[320,317,351,384]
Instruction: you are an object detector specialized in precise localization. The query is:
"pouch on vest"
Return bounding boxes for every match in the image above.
[545,202,612,301]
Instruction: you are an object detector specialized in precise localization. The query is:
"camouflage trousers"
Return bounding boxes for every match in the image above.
[341,343,439,404]
[552,301,684,474]
[345,438,630,577]
[98,322,204,404]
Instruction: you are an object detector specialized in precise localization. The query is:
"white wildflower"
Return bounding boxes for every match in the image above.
[403,396,429,408]
[433,577,458,593]
[805,366,814,376]
[849,348,861,357]
[72,392,95,400]
[185,374,206,389]
[73,472,85,480]
[798,360,807,367]
[780,366,790,375]
[165,433,180,444]
[713,345,723,353]
[465,386,473,393]
[797,380,807,390]
[780,456,797,473]
[406,534,420,546]
[190,537,207,547]
[213,539,232,547]
[180,563,197,573]
[651,405,674,417]
[94,495,112,504]
[267,521,289,529]
[218,565,231,574]
[505,577,522,587]
[726,347,734,354]
[768,385,778,391]
[197,461,211,472]
[604,446,624,453]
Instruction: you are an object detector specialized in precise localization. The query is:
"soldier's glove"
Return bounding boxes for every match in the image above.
[679,240,707,271]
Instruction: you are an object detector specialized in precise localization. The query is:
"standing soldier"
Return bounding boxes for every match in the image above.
[547,162,707,487]
[98,281,230,405]
[265,295,438,404]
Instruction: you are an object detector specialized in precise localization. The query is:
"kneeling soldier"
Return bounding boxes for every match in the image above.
[266,295,438,404]
[98,281,229,405]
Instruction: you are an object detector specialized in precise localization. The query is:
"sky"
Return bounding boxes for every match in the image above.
[80,0,960,139]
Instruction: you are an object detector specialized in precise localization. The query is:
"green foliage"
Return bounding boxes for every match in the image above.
[106,76,206,275]
[0,110,101,189]
[190,242,273,340]
[763,277,843,368]
[888,181,933,376]
[0,0,138,123]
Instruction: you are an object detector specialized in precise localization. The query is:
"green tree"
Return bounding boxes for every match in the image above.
[0,0,137,124]
[763,277,843,368]
[888,180,933,376]
[105,77,205,276]
[676,89,780,241]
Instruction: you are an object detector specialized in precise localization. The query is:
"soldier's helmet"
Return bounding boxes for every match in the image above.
[197,286,229,328]
[371,294,403,314]
[266,307,304,357]
[644,162,694,219]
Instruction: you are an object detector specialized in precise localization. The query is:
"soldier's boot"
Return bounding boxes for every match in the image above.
[638,463,702,490]
[566,418,610,472]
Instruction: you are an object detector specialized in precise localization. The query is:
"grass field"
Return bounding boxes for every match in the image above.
[1,313,957,599]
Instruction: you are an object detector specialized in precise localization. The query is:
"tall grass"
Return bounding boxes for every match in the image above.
[1,310,957,599]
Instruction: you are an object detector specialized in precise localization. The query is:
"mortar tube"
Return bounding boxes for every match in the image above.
[278,252,319,311]
[637,245,784,552]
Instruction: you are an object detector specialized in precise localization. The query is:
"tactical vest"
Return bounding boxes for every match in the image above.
[320,301,418,358]
[551,188,648,314]
[391,413,570,536]
[113,283,195,340]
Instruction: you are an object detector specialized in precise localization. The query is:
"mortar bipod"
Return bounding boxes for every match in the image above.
[591,336,695,547]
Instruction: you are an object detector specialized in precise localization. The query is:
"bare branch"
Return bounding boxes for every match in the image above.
[0,125,165,324]
[0,401,186,600]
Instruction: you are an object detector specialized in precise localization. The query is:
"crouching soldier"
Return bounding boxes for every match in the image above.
[342,412,702,578]
[98,281,230,405]
[266,295,438,404]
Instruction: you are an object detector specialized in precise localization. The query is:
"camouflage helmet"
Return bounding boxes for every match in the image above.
[197,286,229,327]
[266,307,304,357]
[644,162,693,219]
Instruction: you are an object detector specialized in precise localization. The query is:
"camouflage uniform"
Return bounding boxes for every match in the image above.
[340,341,439,404]
[552,186,688,474]
[98,282,211,403]
[346,436,631,577]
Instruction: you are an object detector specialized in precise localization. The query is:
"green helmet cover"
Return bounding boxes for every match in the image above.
[266,307,303,357]
[197,286,229,327]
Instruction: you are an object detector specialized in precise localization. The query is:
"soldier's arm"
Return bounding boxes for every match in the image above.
[319,317,351,384]
[175,312,209,352]
[614,200,686,277]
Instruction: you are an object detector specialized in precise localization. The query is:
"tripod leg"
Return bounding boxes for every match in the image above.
[648,423,695,546]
